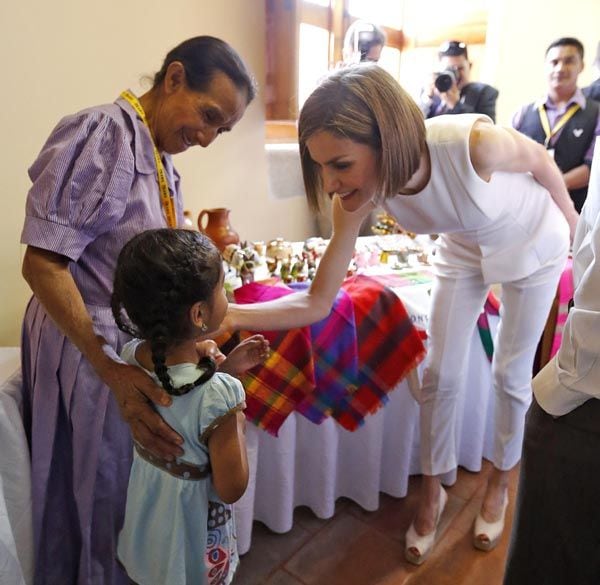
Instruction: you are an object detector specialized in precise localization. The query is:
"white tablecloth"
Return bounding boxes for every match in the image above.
[233,277,499,555]
[0,347,32,585]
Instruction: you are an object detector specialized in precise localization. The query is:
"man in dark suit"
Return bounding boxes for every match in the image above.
[419,40,499,122]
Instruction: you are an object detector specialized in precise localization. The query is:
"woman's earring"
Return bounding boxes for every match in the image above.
[200,323,208,333]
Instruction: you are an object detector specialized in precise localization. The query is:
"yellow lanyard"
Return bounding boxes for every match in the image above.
[537,103,580,149]
[120,90,177,228]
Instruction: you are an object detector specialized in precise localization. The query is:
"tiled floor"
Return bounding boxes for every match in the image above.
[232,460,519,585]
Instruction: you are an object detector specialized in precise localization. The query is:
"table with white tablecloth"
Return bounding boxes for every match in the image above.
[0,347,32,585]
[233,273,499,555]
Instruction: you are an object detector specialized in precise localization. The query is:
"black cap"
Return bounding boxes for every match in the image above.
[438,40,468,59]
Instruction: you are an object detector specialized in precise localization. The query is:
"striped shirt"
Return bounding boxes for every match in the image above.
[21,95,184,308]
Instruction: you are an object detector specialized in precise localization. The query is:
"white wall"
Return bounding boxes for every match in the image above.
[485,0,600,126]
[0,0,315,346]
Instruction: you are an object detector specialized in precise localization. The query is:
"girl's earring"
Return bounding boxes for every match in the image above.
[200,323,208,333]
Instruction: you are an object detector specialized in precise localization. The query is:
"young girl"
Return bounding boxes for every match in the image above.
[111,228,268,585]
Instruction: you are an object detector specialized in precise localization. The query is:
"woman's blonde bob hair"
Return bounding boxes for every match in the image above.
[298,64,426,212]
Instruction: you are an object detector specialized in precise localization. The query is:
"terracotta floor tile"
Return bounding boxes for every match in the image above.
[447,482,486,535]
[406,494,515,584]
[445,461,493,502]
[407,526,508,585]
[264,569,306,585]
[284,512,413,585]
[372,570,413,585]
[237,459,519,585]
[343,490,418,539]
[233,521,311,585]
[341,474,470,550]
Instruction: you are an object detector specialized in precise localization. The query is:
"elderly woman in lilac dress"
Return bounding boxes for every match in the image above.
[20,36,255,585]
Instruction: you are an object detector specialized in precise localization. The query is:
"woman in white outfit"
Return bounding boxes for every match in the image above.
[224,65,577,564]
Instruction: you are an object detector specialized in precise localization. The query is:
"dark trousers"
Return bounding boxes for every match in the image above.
[504,397,600,584]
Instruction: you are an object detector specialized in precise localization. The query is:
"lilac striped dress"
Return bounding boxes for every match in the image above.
[20,95,184,585]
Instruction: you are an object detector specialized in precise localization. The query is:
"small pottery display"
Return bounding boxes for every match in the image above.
[371,212,416,239]
[222,242,262,284]
[266,238,293,262]
[198,208,240,251]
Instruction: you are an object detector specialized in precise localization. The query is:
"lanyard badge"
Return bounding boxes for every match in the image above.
[121,90,177,228]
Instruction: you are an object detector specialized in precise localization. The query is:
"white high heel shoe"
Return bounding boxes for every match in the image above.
[473,491,509,551]
[405,487,448,565]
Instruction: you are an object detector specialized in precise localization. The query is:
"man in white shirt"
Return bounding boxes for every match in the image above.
[504,138,600,584]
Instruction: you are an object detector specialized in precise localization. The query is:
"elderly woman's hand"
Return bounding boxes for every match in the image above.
[103,361,184,460]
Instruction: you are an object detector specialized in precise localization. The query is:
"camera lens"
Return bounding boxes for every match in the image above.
[434,72,454,93]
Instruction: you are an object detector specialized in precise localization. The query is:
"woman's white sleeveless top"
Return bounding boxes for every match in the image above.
[383,114,569,283]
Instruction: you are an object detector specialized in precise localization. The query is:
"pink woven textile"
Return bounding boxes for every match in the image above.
[550,258,574,359]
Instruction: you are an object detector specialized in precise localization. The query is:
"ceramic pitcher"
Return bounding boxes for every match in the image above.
[197,208,240,251]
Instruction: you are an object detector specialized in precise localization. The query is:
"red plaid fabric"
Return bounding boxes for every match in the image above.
[226,275,426,435]
[233,283,315,435]
[550,258,573,358]
[293,285,359,424]
[334,275,427,430]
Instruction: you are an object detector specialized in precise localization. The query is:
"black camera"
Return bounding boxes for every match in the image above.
[434,68,458,93]
[357,30,380,62]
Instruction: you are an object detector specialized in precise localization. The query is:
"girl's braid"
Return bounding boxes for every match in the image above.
[112,228,223,396]
[149,321,175,393]
[111,292,139,338]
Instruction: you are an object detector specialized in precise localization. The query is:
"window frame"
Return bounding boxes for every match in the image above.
[265,0,487,142]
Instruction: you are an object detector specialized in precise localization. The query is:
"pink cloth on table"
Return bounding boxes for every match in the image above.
[550,258,574,359]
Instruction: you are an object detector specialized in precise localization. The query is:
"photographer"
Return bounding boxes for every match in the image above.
[342,20,387,64]
[420,40,499,121]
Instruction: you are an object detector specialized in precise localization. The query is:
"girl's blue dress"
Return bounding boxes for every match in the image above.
[117,339,246,585]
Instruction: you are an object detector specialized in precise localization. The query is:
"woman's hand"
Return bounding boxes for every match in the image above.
[101,360,184,460]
